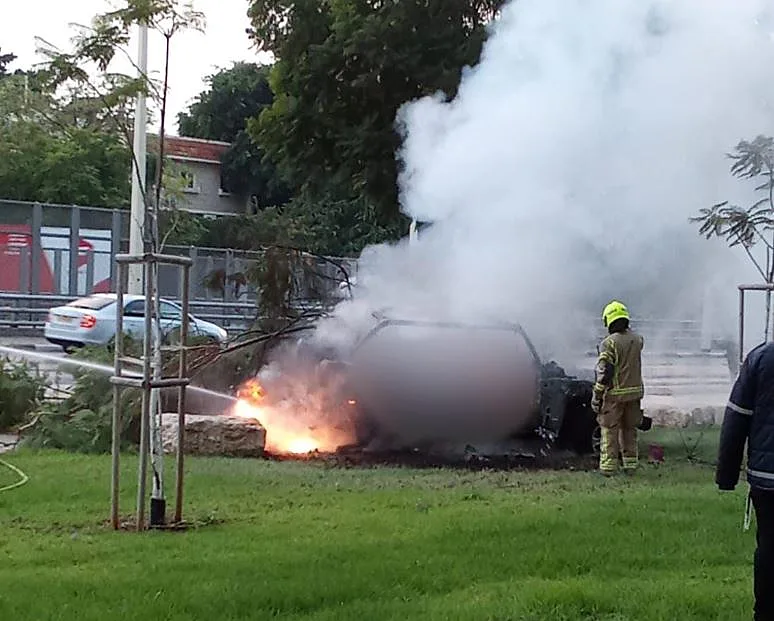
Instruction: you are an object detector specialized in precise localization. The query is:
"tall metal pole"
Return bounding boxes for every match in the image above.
[110,266,126,530]
[128,22,149,294]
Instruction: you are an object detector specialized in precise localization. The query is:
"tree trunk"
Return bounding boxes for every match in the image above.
[148,32,173,507]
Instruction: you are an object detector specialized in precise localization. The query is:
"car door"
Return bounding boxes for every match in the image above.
[159,300,184,341]
[121,300,146,340]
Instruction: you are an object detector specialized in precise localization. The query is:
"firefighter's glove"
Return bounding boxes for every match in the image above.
[591,394,602,414]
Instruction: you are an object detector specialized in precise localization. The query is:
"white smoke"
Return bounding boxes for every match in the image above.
[313,0,774,362]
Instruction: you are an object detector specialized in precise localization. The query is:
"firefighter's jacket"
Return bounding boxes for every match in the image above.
[716,341,774,492]
[593,329,644,405]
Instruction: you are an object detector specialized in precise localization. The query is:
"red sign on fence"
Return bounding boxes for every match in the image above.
[0,224,111,293]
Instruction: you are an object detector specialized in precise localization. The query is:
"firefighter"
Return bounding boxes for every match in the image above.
[591,301,645,475]
[716,342,774,621]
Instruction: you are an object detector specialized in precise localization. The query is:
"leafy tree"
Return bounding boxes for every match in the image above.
[178,62,273,141]
[196,194,404,256]
[692,135,774,339]
[0,357,47,431]
[37,0,204,226]
[177,62,291,209]
[247,0,505,222]
[0,47,16,77]
[0,74,132,207]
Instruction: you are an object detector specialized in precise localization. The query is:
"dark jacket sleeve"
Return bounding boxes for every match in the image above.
[715,352,757,490]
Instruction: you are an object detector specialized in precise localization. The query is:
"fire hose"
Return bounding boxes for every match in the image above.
[0,458,29,493]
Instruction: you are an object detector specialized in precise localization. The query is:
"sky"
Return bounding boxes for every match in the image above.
[1,0,271,135]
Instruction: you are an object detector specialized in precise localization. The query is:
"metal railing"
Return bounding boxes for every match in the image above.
[0,292,260,334]
[0,200,728,356]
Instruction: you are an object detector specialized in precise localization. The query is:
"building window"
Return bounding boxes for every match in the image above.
[219,173,231,196]
[181,170,198,193]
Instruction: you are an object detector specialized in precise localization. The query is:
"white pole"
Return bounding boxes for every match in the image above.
[128,22,148,293]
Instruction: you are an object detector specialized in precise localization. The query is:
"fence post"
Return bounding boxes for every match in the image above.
[30,203,42,294]
[188,246,198,300]
[110,209,122,292]
[85,249,95,294]
[19,246,30,293]
[53,250,63,295]
[69,206,81,296]
[204,254,214,301]
[224,249,233,303]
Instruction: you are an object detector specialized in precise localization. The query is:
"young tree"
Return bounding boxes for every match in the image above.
[692,135,774,340]
[36,0,205,528]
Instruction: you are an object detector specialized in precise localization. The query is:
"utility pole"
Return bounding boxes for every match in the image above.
[128,22,149,294]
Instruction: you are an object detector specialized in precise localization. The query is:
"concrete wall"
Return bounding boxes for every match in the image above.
[176,160,245,216]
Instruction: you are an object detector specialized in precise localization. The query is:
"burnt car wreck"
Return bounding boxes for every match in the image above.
[309,318,651,466]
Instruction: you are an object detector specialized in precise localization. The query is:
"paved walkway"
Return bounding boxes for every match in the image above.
[570,351,733,424]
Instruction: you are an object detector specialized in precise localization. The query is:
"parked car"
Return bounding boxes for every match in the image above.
[44,293,229,352]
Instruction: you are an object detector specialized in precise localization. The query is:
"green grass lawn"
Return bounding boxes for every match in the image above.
[0,427,757,620]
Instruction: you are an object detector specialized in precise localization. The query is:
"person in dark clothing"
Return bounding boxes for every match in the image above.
[716,342,774,621]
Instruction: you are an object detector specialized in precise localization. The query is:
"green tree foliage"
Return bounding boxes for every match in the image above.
[36,0,204,223]
[202,194,405,256]
[0,47,17,77]
[247,0,505,221]
[159,193,405,256]
[178,62,274,142]
[177,62,291,209]
[0,357,47,431]
[692,135,774,281]
[692,134,774,339]
[0,74,132,207]
[23,342,142,453]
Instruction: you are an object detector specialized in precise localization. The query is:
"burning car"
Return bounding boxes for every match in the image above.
[233,317,650,462]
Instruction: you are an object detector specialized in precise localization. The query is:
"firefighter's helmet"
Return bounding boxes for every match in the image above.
[602,300,630,328]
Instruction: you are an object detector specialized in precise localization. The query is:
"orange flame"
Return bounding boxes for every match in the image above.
[231,378,354,455]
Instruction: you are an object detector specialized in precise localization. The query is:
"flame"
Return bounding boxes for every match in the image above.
[231,378,354,455]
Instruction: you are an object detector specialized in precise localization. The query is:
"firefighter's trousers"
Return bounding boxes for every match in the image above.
[597,399,642,473]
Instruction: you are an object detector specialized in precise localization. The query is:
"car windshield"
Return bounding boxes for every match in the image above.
[66,296,114,310]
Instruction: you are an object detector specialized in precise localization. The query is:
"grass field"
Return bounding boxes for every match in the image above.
[0,427,757,620]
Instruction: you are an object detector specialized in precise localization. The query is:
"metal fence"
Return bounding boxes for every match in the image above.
[0,199,357,305]
[0,200,732,358]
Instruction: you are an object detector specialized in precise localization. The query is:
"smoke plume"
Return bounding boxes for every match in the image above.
[250,0,774,452]
[313,0,774,361]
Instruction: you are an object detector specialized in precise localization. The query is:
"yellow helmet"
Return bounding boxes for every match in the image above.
[602,300,630,328]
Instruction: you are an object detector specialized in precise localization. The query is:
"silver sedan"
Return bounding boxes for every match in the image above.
[44,293,229,352]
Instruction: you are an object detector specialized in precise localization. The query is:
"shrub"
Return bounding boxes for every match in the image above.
[22,339,142,453]
[0,357,48,431]
[21,333,232,453]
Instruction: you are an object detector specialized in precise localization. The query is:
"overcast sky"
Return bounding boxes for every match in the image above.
[1,0,271,135]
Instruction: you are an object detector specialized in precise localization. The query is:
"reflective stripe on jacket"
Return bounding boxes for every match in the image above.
[593,329,644,404]
[716,342,774,492]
